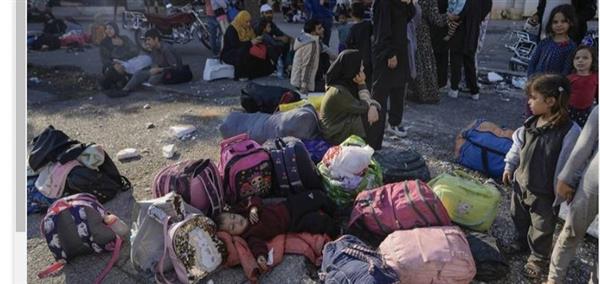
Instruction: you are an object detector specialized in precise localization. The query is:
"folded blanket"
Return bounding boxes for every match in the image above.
[216,231,331,283]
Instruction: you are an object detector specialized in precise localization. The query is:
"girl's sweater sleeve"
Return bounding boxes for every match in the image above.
[357,85,381,109]
[552,123,582,205]
[504,126,524,173]
[527,41,543,77]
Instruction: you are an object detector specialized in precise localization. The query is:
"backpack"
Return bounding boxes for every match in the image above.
[320,235,398,284]
[379,226,476,284]
[63,151,132,203]
[152,159,225,217]
[262,137,323,197]
[317,135,383,207]
[27,175,56,214]
[157,213,227,284]
[162,65,193,84]
[428,171,501,232]
[373,147,431,183]
[455,119,513,178]
[347,180,451,245]
[218,133,273,204]
[130,192,203,276]
[301,138,331,164]
[38,193,125,283]
[240,82,301,114]
[466,232,509,282]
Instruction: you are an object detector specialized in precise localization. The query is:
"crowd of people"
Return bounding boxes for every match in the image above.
[88,1,600,281]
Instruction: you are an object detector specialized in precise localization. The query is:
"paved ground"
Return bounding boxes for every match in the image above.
[27,8,598,284]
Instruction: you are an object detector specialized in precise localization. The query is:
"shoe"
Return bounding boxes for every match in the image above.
[386,125,407,138]
[471,93,480,100]
[448,89,459,99]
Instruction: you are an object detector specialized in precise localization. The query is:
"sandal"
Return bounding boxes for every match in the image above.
[523,261,546,279]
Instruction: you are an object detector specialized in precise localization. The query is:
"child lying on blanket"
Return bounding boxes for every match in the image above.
[216,191,338,272]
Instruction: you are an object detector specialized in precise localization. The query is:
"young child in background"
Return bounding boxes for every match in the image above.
[443,0,465,41]
[336,12,352,52]
[216,191,338,272]
[212,0,230,33]
[567,45,598,127]
[527,4,577,77]
[345,2,373,89]
[502,74,581,280]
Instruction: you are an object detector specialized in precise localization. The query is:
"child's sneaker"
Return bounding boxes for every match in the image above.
[471,93,480,100]
[386,124,407,138]
[448,89,459,99]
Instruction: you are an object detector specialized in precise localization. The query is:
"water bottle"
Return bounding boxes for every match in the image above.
[104,214,130,238]
[276,57,285,79]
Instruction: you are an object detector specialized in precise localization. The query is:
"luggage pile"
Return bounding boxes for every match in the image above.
[31,88,511,283]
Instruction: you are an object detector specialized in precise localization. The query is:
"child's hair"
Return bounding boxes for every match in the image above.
[304,19,322,33]
[572,45,598,73]
[256,19,271,35]
[350,2,365,19]
[544,4,577,38]
[526,73,571,126]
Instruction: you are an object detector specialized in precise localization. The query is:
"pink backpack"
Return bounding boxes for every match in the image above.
[347,180,451,243]
[379,226,476,284]
[152,159,225,217]
[218,133,272,204]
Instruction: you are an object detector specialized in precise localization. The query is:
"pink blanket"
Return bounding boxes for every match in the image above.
[216,232,331,283]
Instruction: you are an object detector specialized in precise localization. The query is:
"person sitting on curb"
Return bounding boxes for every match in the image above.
[216,191,338,273]
[122,29,182,93]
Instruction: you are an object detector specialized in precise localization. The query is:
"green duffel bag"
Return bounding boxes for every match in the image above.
[317,135,383,207]
[428,171,501,232]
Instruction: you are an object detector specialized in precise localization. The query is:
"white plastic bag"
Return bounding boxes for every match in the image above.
[203,58,235,81]
[329,145,374,180]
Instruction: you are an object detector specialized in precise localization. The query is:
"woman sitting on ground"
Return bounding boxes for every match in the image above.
[320,49,384,150]
[98,22,142,90]
[221,10,275,80]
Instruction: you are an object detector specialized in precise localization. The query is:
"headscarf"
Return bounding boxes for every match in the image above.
[326,49,363,95]
[104,21,120,37]
[231,11,256,42]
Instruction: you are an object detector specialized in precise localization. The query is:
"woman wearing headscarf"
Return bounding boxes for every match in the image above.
[98,22,138,73]
[320,49,384,150]
[221,10,275,80]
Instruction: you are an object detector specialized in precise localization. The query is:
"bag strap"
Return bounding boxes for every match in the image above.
[366,192,391,235]
[414,181,444,225]
[93,236,123,284]
[156,216,175,284]
[402,182,431,227]
[279,139,303,194]
[271,147,291,196]
[38,260,66,279]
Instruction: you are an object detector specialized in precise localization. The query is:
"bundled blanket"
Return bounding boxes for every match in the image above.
[216,232,331,283]
[219,105,321,144]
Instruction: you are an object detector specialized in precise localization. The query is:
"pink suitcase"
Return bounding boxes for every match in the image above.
[379,226,476,284]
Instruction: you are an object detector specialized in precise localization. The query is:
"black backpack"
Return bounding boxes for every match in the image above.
[240,82,300,114]
[162,65,193,84]
[64,152,131,203]
[373,148,431,183]
[262,137,323,197]
[466,232,509,282]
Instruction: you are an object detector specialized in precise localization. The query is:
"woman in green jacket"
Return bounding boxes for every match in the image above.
[320,49,384,149]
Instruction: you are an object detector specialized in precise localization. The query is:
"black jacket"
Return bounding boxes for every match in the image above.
[220,25,252,66]
[372,0,415,87]
[448,0,492,54]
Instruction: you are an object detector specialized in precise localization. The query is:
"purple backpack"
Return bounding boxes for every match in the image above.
[152,159,225,217]
[38,193,123,283]
[218,133,273,204]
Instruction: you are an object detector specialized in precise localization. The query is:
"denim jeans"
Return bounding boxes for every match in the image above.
[206,16,221,56]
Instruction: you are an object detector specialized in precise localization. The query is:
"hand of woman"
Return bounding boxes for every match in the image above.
[448,20,460,30]
[447,13,460,21]
[387,55,397,69]
[367,105,379,125]
[251,37,263,45]
[353,71,366,85]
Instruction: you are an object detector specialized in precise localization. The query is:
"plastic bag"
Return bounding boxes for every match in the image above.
[329,145,374,180]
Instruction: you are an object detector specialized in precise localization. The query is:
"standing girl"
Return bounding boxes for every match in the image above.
[567,45,598,127]
[502,74,581,280]
[527,4,577,77]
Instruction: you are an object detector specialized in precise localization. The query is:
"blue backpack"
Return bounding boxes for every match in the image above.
[320,235,398,284]
[457,119,513,178]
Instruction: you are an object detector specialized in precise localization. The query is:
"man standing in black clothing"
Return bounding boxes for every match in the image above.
[371,0,414,142]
